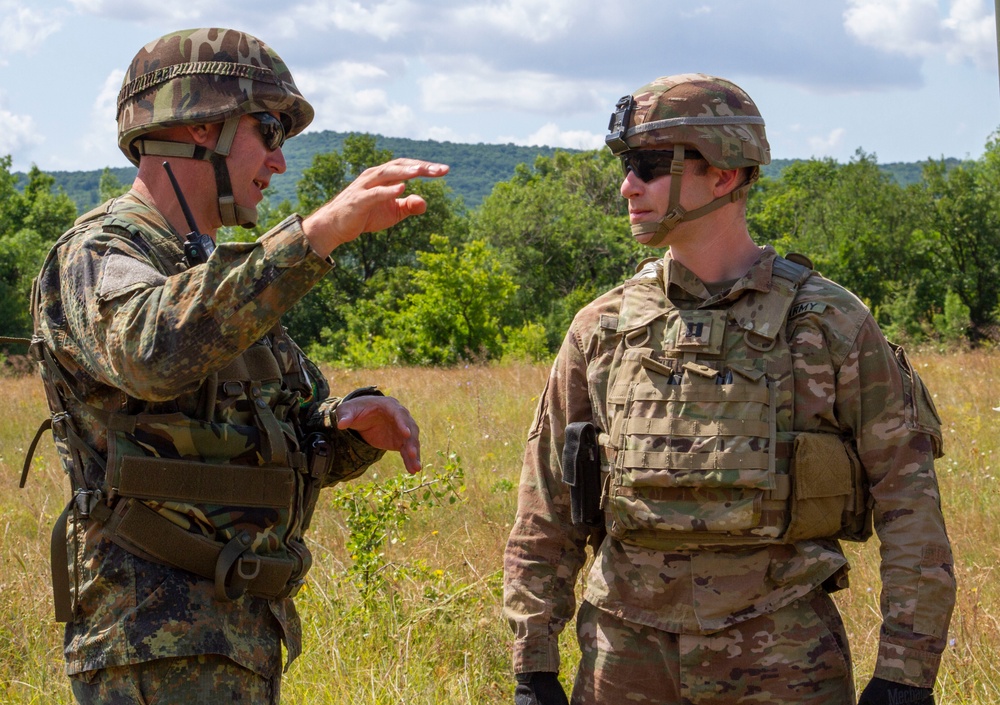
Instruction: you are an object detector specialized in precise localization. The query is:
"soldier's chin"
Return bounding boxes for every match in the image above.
[631,223,668,248]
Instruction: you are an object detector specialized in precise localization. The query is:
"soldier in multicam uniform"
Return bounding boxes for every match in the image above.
[25,27,448,703]
[503,74,955,705]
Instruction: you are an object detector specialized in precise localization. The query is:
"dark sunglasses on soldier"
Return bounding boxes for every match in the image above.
[619,148,703,182]
[248,112,287,151]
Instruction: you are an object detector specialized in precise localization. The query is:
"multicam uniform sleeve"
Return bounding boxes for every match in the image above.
[503,323,596,674]
[834,315,956,688]
[56,213,329,401]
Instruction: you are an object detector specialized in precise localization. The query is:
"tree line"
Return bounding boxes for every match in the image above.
[1,132,997,368]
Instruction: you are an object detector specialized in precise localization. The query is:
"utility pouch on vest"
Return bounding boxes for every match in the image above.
[785,432,870,543]
[562,422,603,527]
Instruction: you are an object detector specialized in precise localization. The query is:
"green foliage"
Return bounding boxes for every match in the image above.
[879,282,926,344]
[0,157,77,339]
[0,229,49,338]
[747,145,1000,340]
[4,129,1000,357]
[330,236,518,367]
[288,134,466,351]
[932,291,972,345]
[470,149,639,343]
[327,452,465,603]
[748,150,931,313]
[501,321,551,363]
[97,168,129,203]
[918,137,1000,335]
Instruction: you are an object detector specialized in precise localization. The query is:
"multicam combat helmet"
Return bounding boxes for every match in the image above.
[117,28,315,228]
[606,73,770,246]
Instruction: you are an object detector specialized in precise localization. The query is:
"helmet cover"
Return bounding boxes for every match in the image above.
[117,27,314,165]
[607,73,769,169]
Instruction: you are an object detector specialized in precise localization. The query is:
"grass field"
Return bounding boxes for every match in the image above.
[1,352,997,703]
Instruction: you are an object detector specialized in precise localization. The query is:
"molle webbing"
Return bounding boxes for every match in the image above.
[603,255,846,550]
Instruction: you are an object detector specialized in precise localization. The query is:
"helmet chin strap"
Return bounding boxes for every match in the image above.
[134,116,259,228]
[631,145,758,248]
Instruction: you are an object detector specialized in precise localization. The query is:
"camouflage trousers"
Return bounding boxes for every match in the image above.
[69,654,281,704]
[572,589,855,705]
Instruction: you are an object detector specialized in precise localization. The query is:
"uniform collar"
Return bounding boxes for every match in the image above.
[663,246,777,307]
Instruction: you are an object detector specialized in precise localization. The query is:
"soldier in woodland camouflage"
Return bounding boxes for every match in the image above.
[26,27,448,703]
[503,74,955,705]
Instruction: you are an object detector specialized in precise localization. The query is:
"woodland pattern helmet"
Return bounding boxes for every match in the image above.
[606,73,769,246]
[117,28,315,228]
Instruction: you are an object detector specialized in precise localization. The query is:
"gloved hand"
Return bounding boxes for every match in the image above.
[858,677,934,705]
[514,671,569,705]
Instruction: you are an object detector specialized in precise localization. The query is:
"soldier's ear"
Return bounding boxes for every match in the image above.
[711,167,743,198]
[184,122,221,147]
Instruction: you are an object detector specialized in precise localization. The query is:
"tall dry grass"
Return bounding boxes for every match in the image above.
[0,353,997,703]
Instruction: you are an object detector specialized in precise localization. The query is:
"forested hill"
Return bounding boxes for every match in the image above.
[25,131,563,214]
[21,130,963,214]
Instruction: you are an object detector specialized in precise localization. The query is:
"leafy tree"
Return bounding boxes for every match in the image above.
[0,157,77,339]
[288,133,462,351]
[747,151,935,331]
[334,235,517,366]
[98,167,130,203]
[0,229,48,338]
[469,149,639,349]
[919,136,1000,333]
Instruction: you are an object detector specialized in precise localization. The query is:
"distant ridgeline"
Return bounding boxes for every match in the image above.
[19,130,964,215]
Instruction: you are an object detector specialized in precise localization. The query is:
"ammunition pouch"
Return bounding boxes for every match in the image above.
[562,421,604,527]
[785,432,872,543]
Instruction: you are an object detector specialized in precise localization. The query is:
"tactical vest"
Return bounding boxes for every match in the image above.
[597,256,871,551]
[23,209,331,621]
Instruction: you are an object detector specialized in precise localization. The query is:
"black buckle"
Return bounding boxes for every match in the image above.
[73,488,103,519]
[605,94,635,154]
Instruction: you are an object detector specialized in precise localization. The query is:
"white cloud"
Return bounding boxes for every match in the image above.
[296,61,417,134]
[679,5,713,19]
[0,95,42,158]
[291,0,416,41]
[420,58,607,115]
[450,0,579,42]
[942,0,996,68]
[68,0,220,22]
[78,69,126,169]
[0,0,63,58]
[511,122,604,150]
[844,0,996,70]
[807,127,847,156]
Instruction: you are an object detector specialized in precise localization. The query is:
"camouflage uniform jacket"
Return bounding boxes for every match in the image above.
[35,190,382,678]
[503,246,955,688]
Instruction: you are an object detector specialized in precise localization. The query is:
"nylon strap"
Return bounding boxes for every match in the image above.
[20,418,51,488]
[631,384,770,403]
[620,448,770,471]
[116,456,295,507]
[625,416,770,438]
[50,500,75,622]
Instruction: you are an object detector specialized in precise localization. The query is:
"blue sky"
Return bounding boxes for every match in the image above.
[1,0,997,173]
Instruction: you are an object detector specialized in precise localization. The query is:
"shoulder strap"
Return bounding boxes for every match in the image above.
[730,256,814,351]
[101,215,185,275]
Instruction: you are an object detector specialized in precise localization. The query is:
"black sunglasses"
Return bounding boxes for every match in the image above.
[619,148,703,182]
[248,112,287,151]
